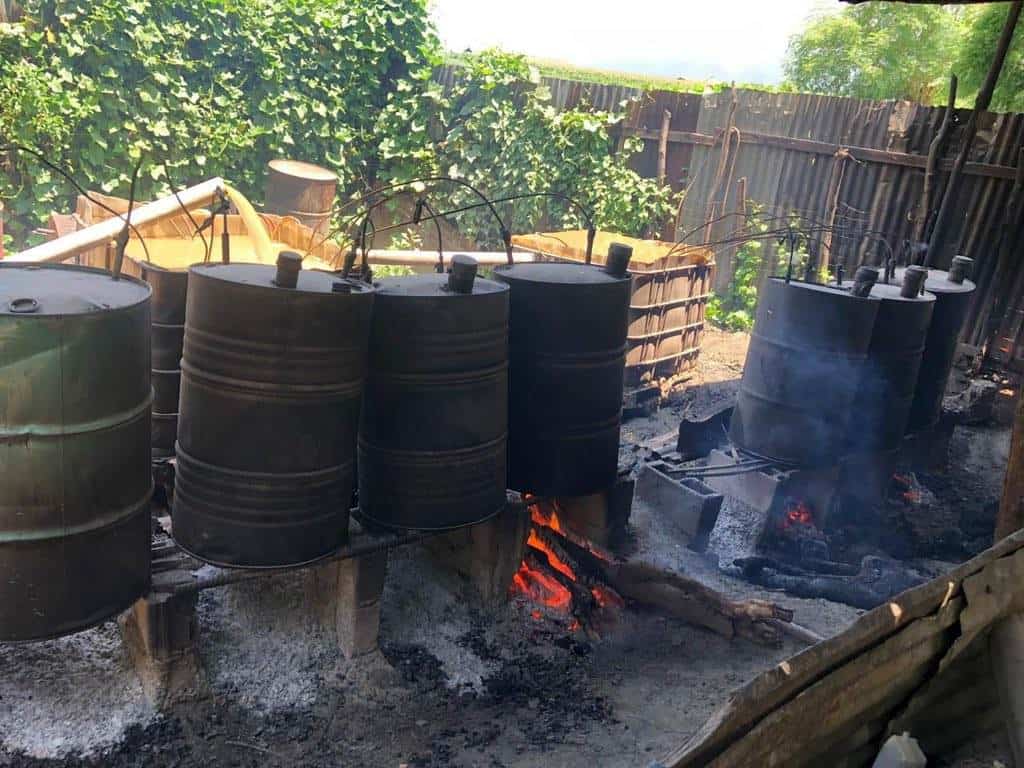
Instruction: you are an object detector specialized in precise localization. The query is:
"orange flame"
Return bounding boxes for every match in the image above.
[512,562,572,611]
[527,529,577,581]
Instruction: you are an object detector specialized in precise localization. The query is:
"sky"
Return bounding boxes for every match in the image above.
[432,0,837,85]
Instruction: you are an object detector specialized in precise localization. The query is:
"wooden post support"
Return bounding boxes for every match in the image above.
[119,570,204,707]
[997,391,1024,540]
[425,502,530,607]
[308,553,388,659]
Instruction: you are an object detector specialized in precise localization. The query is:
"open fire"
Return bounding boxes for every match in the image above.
[509,498,625,630]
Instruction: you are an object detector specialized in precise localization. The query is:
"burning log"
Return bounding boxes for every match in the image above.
[517,512,793,646]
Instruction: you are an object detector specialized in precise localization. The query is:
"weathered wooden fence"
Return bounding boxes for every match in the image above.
[436,65,1024,369]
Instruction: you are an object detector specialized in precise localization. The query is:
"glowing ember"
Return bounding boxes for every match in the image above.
[530,500,613,562]
[590,584,625,609]
[527,529,577,581]
[510,496,625,628]
[512,562,572,611]
[785,502,813,527]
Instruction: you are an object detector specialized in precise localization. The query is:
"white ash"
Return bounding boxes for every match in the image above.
[0,621,152,758]
[196,568,341,712]
[380,544,501,693]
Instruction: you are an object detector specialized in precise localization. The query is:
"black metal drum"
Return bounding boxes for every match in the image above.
[358,255,509,530]
[140,262,188,457]
[897,257,976,432]
[173,257,374,567]
[852,268,935,451]
[495,244,632,496]
[729,278,880,466]
[0,264,152,641]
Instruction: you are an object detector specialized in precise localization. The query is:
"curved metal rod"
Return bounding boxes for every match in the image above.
[416,198,445,272]
[3,143,152,264]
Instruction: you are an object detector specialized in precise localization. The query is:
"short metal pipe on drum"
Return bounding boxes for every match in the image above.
[851,266,880,298]
[901,265,929,299]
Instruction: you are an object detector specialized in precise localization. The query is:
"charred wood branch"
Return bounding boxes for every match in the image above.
[603,561,790,646]
[523,546,598,621]
[531,520,792,645]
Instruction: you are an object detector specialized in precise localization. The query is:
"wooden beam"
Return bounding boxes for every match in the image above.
[629,127,1020,181]
[7,177,225,264]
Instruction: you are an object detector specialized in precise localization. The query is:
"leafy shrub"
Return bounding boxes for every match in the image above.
[375,49,680,248]
[0,0,437,244]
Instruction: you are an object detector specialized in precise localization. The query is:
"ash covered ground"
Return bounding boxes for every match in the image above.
[0,328,1012,768]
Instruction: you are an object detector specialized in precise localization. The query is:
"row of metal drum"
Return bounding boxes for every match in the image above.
[728,256,977,467]
[0,245,634,641]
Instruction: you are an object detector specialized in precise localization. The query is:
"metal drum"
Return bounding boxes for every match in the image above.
[495,244,633,496]
[358,255,509,530]
[264,159,338,237]
[0,264,152,641]
[140,262,188,457]
[851,268,935,451]
[173,256,374,567]
[897,257,976,432]
[729,278,880,467]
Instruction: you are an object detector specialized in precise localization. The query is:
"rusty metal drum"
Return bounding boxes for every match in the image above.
[495,245,633,496]
[0,263,152,641]
[264,159,338,237]
[358,256,509,530]
[173,259,374,567]
[851,273,935,452]
[896,258,976,433]
[729,278,880,467]
[140,262,188,457]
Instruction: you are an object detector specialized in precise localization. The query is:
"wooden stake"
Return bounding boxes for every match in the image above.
[658,109,672,186]
[917,74,958,244]
[928,2,1022,264]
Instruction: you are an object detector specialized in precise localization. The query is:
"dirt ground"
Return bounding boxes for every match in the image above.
[0,327,1013,768]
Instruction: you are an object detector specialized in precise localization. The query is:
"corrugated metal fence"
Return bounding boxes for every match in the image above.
[435,67,1024,366]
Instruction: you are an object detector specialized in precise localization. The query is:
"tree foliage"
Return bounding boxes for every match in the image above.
[784,5,963,103]
[376,49,679,247]
[0,0,438,244]
[957,3,1024,113]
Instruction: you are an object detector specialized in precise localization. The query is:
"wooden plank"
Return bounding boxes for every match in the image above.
[662,529,1024,768]
[630,128,1020,181]
[946,548,1024,667]
[704,597,962,767]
